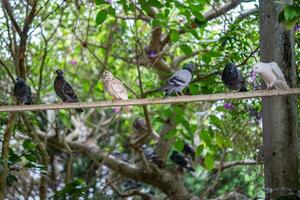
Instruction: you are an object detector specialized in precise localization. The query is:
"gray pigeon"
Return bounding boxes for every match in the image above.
[14,77,33,105]
[54,70,83,113]
[221,63,247,92]
[158,62,195,97]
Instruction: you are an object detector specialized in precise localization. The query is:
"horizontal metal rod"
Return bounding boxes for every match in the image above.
[1,89,300,112]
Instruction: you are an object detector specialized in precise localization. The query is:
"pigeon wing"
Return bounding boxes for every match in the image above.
[110,78,128,100]
[167,70,191,86]
[62,81,78,102]
[270,62,285,80]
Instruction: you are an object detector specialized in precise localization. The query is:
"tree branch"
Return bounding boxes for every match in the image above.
[1,0,22,35]
[0,113,16,200]
[161,0,243,47]
[204,0,242,21]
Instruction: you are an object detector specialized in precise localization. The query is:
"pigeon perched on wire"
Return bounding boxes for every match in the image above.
[103,70,132,112]
[54,70,83,113]
[170,151,195,172]
[183,143,195,161]
[221,63,247,92]
[13,77,33,105]
[158,62,195,97]
[253,62,289,89]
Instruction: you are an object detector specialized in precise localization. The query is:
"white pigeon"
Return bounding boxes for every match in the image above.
[253,62,289,89]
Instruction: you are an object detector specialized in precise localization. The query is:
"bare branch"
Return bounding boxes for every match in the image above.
[204,0,242,21]
[1,0,22,35]
[161,0,243,47]
[0,113,16,199]
[0,59,15,83]
[218,159,261,171]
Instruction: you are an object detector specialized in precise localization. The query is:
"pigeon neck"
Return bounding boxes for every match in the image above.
[184,68,193,73]
[57,75,64,80]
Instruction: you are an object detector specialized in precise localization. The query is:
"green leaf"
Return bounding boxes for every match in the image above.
[95,0,108,5]
[209,115,222,129]
[204,153,214,171]
[170,30,180,42]
[284,5,300,21]
[24,153,37,162]
[202,54,211,64]
[6,174,17,186]
[174,139,184,151]
[200,130,212,146]
[180,44,193,56]
[107,6,115,15]
[96,10,108,25]
[139,0,151,14]
[196,145,203,157]
[147,0,163,8]
[23,139,36,151]
[163,129,177,139]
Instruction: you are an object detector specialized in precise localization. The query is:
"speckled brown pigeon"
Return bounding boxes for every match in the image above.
[54,70,83,113]
[103,70,132,111]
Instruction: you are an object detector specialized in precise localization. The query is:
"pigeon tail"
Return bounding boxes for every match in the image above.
[185,165,195,172]
[275,80,290,90]
[76,108,84,113]
[25,99,33,105]
[239,85,248,92]
[124,106,133,112]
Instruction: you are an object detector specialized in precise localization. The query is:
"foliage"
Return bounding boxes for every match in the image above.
[0,0,299,199]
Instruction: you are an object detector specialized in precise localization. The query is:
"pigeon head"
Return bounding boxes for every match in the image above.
[16,77,24,82]
[182,62,195,73]
[225,63,236,72]
[171,150,180,157]
[103,70,113,80]
[253,62,264,73]
[55,70,64,77]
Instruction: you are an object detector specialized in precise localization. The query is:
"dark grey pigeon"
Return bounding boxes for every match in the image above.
[143,145,164,168]
[170,151,195,172]
[14,77,33,105]
[158,62,195,97]
[221,63,247,92]
[54,70,83,113]
[183,143,195,161]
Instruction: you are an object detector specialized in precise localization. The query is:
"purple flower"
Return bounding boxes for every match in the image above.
[147,50,157,58]
[224,102,234,110]
[69,59,77,65]
[113,107,121,113]
[248,71,257,83]
[294,25,300,32]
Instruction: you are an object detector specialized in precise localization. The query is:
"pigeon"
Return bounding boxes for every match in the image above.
[103,70,132,111]
[183,143,195,161]
[158,62,195,97]
[170,151,195,172]
[123,179,142,191]
[143,145,164,168]
[14,77,33,105]
[253,62,289,89]
[133,118,160,138]
[221,63,247,92]
[54,70,83,113]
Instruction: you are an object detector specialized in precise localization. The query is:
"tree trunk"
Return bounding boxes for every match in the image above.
[259,1,299,199]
